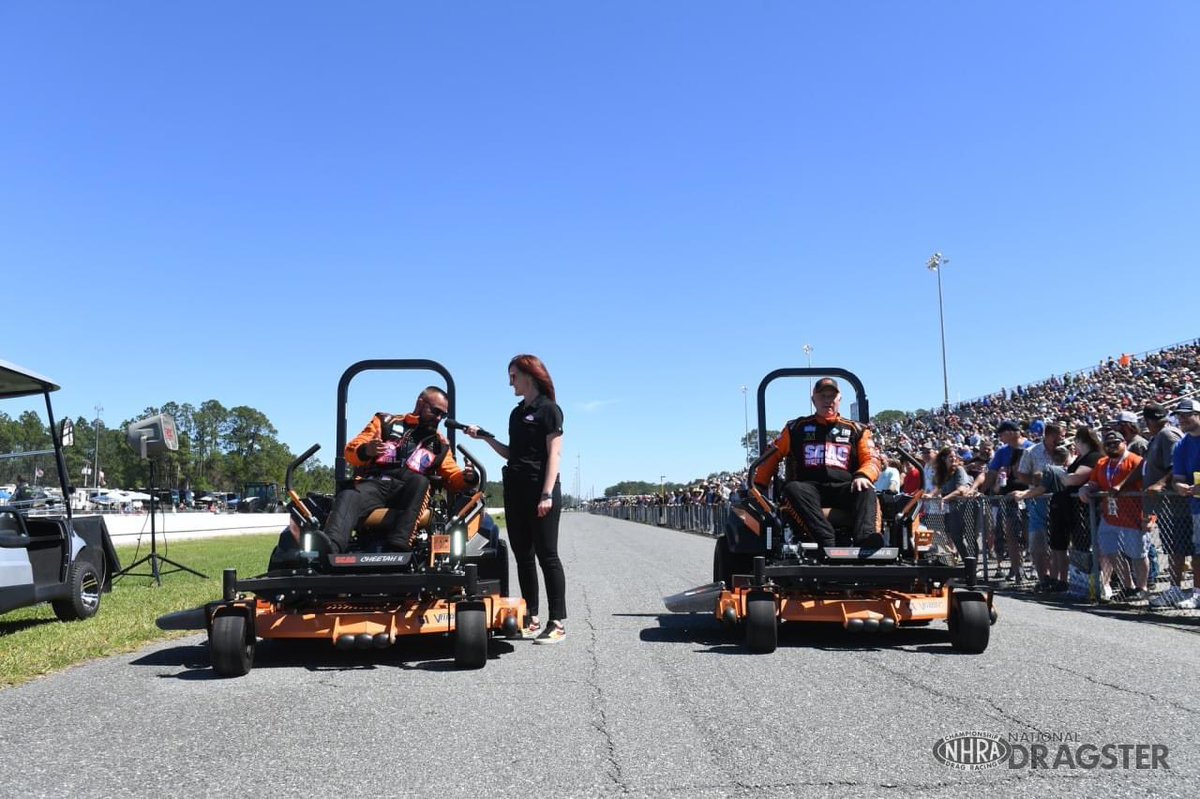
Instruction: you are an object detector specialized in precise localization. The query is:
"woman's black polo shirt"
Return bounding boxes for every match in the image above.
[506,394,564,483]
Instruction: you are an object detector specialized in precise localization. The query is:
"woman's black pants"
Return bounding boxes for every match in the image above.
[503,476,566,621]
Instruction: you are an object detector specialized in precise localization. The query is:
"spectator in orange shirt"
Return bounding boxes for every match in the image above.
[1079,429,1148,601]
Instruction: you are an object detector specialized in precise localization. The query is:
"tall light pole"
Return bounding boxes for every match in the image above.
[573,453,580,509]
[740,385,750,465]
[926,252,951,414]
[803,343,814,404]
[93,404,103,489]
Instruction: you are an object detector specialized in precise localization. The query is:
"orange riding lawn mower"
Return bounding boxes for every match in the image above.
[158,359,524,676]
[664,367,996,654]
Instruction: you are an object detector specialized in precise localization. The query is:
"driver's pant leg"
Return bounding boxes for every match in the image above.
[846,483,880,546]
[381,473,431,551]
[816,482,881,547]
[781,481,836,548]
[324,481,388,553]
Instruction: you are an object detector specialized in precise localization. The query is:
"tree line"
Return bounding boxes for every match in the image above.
[0,401,334,498]
[5,409,911,503]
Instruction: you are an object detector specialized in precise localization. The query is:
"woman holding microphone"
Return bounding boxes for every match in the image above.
[465,354,566,644]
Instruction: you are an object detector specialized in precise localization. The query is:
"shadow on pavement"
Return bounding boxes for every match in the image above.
[131,635,521,679]
[629,612,973,656]
[989,584,1200,632]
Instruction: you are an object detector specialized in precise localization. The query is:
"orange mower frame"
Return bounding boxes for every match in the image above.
[665,367,995,654]
[158,359,524,676]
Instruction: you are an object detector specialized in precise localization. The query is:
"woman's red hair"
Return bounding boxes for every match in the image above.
[510,354,555,402]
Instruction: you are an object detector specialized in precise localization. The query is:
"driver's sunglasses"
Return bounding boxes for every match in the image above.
[423,400,448,418]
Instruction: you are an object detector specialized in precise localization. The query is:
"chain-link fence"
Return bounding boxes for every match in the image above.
[917,492,1196,613]
[591,491,1198,615]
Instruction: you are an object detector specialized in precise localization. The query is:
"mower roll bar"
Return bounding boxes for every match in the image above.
[335,359,457,483]
[755,367,869,456]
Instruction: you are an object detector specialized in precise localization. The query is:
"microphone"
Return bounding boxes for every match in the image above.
[445,418,493,439]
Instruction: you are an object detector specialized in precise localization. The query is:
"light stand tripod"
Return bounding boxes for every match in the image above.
[115,415,207,586]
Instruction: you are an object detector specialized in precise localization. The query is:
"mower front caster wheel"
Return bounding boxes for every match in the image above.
[745,592,777,654]
[211,614,255,677]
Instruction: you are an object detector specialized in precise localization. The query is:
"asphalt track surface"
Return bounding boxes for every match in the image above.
[1,514,1196,798]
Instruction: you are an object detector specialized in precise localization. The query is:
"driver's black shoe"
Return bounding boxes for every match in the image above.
[855,533,886,550]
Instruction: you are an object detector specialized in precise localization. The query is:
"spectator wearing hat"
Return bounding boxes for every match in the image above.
[980,420,1033,582]
[1080,429,1148,602]
[1168,398,1200,609]
[1140,402,1186,607]
[1012,422,1064,589]
[917,444,937,493]
[1112,410,1149,456]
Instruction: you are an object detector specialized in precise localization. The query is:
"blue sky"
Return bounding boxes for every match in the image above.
[3,3,1197,495]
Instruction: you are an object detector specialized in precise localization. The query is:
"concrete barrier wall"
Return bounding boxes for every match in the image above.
[78,512,290,544]
[81,508,506,545]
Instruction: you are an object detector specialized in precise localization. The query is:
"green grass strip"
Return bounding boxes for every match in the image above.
[0,533,277,690]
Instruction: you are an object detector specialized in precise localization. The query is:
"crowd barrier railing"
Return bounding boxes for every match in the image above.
[590,491,1197,614]
[589,501,731,537]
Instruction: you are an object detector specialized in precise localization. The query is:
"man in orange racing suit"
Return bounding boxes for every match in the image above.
[324,386,478,553]
[752,377,882,550]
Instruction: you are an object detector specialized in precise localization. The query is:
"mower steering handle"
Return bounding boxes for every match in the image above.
[286,443,321,493]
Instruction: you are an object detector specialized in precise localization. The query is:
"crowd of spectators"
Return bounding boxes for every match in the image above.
[591,339,1199,608]
[872,340,1199,603]
[594,340,1199,513]
[589,473,747,510]
[877,340,1199,460]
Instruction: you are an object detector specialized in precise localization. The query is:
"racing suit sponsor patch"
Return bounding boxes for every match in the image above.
[804,442,851,469]
[405,446,436,474]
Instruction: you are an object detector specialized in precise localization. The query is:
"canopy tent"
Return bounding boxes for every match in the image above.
[0,359,60,399]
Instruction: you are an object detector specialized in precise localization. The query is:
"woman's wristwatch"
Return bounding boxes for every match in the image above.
[540,492,552,500]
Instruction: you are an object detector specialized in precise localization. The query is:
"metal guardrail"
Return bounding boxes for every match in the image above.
[589,501,731,537]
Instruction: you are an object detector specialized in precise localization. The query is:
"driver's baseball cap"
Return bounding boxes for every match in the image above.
[812,377,839,394]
